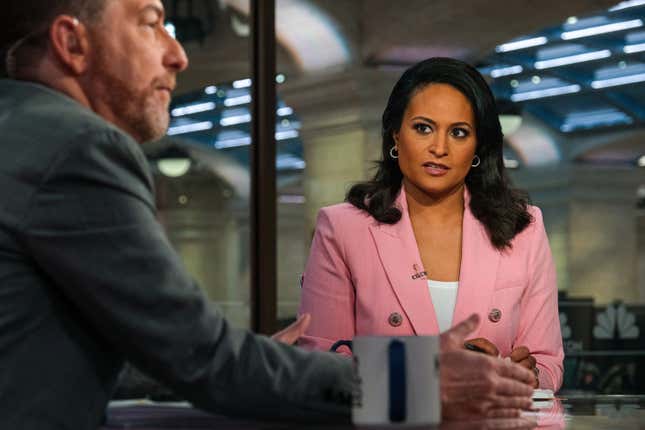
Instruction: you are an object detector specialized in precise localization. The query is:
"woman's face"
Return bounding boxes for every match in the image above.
[394,83,477,201]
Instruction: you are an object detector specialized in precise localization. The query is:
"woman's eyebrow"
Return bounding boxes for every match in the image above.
[410,116,473,128]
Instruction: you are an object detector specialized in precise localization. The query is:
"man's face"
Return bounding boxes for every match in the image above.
[85,0,188,143]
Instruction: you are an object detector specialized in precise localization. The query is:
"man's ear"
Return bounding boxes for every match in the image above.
[49,15,90,75]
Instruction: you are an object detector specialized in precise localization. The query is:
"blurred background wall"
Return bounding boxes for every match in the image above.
[140,0,645,394]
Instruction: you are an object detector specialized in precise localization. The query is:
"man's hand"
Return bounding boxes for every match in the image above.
[271,313,311,344]
[439,314,535,420]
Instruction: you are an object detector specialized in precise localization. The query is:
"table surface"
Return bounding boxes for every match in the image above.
[103,395,645,430]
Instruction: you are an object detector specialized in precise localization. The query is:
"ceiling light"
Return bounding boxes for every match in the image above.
[559,109,632,132]
[213,130,301,147]
[214,136,252,149]
[276,157,306,170]
[204,85,217,95]
[534,50,611,69]
[164,22,176,39]
[490,65,523,78]
[566,16,578,25]
[230,13,250,37]
[638,155,645,167]
[609,0,645,11]
[167,121,213,135]
[157,158,191,177]
[220,114,252,126]
[171,102,216,117]
[591,72,645,88]
[224,94,252,107]
[233,78,252,89]
[510,84,581,101]
[277,106,294,116]
[275,130,299,140]
[624,42,645,53]
[503,158,520,169]
[231,75,288,88]
[561,19,643,40]
[496,37,548,53]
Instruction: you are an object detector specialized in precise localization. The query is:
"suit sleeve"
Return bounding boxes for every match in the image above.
[514,208,564,391]
[298,208,356,354]
[20,130,355,419]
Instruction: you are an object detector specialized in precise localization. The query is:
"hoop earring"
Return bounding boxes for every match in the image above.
[389,146,399,159]
[471,155,481,167]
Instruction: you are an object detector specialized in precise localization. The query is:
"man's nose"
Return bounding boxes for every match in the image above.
[164,36,189,73]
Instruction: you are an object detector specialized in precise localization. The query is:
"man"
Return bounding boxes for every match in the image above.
[0,1,536,428]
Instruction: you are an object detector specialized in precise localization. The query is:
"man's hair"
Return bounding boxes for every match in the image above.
[1,0,107,78]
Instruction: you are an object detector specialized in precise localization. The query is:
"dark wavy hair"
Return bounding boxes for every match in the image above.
[346,57,531,250]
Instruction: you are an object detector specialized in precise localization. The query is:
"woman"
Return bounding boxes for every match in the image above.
[298,57,563,390]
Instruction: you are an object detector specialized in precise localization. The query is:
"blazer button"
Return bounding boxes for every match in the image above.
[388,312,403,327]
[488,308,502,323]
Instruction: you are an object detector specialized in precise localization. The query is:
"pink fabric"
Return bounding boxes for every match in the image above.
[298,189,564,391]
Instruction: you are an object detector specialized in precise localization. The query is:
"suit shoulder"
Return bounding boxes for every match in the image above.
[527,204,543,221]
[527,204,546,232]
[3,80,138,153]
[314,203,376,244]
[318,202,374,227]
[27,88,148,176]
[511,204,546,247]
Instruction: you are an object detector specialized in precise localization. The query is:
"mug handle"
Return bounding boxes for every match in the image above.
[329,339,353,353]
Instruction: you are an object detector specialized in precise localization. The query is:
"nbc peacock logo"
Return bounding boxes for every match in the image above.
[593,303,640,340]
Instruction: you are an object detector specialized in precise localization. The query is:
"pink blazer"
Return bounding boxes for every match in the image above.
[298,190,564,391]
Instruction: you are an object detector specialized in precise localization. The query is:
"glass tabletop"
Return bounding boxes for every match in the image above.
[103,395,645,429]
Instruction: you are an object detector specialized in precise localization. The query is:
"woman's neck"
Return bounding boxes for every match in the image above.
[403,180,465,226]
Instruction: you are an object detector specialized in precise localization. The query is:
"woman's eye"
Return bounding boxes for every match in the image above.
[451,128,469,138]
[414,123,432,134]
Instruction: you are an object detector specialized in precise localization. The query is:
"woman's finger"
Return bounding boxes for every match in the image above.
[510,346,530,362]
[465,337,499,356]
[528,355,537,368]
[518,358,533,369]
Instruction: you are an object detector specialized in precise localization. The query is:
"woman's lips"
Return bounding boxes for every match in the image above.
[423,162,450,176]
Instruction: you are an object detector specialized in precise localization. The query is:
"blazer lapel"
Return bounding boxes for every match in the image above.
[452,192,500,336]
[368,191,439,335]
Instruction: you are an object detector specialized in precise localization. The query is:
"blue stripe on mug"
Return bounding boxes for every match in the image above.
[388,339,406,422]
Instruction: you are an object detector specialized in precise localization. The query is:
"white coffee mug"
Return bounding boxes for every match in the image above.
[349,335,441,426]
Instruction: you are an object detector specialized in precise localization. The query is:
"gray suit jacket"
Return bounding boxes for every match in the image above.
[0,79,354,429]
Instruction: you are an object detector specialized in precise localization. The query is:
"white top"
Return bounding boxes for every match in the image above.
[427,279,459,333]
